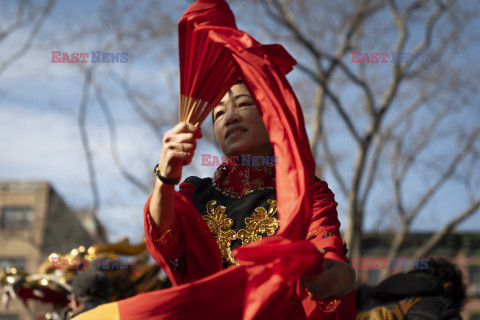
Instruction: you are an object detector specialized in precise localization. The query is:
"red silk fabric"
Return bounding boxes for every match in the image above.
[76,1,355,319]
[182,0,314,238]
[178,0,238,123]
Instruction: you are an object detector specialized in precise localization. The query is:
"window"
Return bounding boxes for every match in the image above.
[367,269,380,285]
[468,267,480,298]
[0,257,26,269]
[1,207,33,229]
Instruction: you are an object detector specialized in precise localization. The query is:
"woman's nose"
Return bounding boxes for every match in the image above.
[225,104,241,124]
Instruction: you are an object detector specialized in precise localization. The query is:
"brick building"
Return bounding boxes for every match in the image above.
[0,181,105,320]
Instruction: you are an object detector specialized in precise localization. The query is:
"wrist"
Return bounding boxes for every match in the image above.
[154,164,180,185]
[155,178,175,191]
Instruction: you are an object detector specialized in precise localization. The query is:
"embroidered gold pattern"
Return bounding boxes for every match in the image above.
[204,200,238,266]
[203,199,279,265]
[238,199,279,245]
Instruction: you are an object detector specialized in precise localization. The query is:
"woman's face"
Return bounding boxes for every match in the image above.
[213,83,273,157]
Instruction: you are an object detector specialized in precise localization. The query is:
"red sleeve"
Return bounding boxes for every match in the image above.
[144,181,222,286]
[307,179,346,262]
[144,199,185,261]
[302,180,356,319]
[144,181,198,261]
[143,182,192,284]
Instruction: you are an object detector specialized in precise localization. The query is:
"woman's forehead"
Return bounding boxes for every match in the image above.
[230,83,248,94]
[219,83,251,103]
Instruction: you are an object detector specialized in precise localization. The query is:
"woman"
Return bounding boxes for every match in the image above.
[146,82,355,318]
[72,1,353,318]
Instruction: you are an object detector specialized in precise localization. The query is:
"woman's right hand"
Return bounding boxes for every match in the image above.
[157,122,202,182]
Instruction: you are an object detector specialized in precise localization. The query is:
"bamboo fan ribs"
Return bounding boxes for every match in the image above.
[178,0,239,126]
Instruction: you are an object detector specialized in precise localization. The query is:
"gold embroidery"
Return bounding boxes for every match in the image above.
[238,199,279,245]
[204,201,238,266]
[203,199,279,266]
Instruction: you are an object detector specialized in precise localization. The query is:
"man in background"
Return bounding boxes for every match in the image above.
[69,270,110,317]
[357,257,466,319]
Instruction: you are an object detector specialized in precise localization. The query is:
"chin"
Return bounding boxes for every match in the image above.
[223,143,250,157]
[223,139,271,157]
[224,149,244,157]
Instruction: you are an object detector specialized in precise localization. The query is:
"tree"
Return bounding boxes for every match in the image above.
[60,0,222,214]
[0,0,57,76]
[239,0,480,273]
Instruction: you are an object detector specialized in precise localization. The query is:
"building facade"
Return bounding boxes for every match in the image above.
[0,181,104,320]
[356,232,480,319]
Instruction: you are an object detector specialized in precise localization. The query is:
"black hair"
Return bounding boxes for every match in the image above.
[412,257,466,308]
[71,270,109,302]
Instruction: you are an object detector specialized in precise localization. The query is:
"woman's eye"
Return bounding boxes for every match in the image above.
[215,111,224,119]
[238,101,253,107]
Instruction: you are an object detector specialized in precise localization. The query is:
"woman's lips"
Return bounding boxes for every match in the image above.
[226,130,246,139]
[225,126,248,140]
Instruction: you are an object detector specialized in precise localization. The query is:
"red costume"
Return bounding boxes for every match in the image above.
[142,165,356,319]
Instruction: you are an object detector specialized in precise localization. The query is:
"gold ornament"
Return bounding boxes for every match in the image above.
[203,199,279,266]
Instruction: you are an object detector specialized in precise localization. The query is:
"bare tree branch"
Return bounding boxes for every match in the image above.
[115,75,166,142]
[0,0,57,76]
[414,196,480,259]
[93,83,151,194]
[78,67,100,213]
[408,128,480,222]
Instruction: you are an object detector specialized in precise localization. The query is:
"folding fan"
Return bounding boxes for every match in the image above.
[178,0,240,126]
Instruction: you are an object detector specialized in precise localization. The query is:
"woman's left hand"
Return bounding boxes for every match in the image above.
[302,258,355,300]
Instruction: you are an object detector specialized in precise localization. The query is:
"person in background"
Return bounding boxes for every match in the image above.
[68,270,110,317]
[407,257,466,318]
[357,257,466,320]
